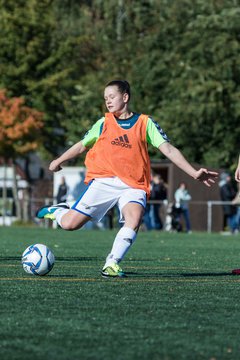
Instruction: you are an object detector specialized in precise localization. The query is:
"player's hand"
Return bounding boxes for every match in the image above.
[49,160,62,172]
[195,168,219,187]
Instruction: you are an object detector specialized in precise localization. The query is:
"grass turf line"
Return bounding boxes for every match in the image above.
[0,227,240,360]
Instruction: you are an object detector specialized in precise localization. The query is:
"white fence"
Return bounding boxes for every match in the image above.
[206,201,238,233]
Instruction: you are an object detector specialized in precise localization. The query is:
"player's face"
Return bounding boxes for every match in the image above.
[104,86,128,114]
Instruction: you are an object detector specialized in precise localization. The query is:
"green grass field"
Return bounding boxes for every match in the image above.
[1,227,240,360]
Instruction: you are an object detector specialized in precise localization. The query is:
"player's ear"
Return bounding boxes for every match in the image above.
[123,92,129,103]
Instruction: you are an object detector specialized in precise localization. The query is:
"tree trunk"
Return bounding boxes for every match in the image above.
[23,188,30,222]
[12,161,22,220]
[2,160,7,225]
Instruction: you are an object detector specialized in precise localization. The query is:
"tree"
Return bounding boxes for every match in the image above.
[0,0,239,171]
[156,2,240,169]
[71,0,240,169]
[0,90,43,221]
[0,0,97,155]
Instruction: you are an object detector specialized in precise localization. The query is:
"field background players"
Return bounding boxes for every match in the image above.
[37,80,218,278]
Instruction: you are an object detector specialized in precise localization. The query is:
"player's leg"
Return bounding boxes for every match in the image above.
[122,201,145,231]
[36,203,91,230]
[56,210,91,230]
[36,179,118,231]
[101,189,146,278]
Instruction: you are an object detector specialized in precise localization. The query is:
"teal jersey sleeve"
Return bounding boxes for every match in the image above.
[81,117,104,147]
[146,117,169,148]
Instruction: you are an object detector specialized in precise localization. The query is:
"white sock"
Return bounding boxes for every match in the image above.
[55,209,69,227]
[104,227,137,268]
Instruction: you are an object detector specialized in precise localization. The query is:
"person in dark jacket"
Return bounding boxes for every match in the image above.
[57,176,68,203]
[150,174,167,230]
[219,173,237,233]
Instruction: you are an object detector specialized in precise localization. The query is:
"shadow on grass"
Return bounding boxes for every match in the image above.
[125,271,233,278]
[46,274,79,278]
[0,256,101,262]
[56,256,101,262]
[0,256,21,261]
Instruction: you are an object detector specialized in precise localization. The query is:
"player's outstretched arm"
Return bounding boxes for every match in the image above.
[159,142,218,187]
[235,155,240,182]
[49,141,86,172]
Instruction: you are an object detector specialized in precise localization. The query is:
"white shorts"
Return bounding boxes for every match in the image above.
[71,177,147,223]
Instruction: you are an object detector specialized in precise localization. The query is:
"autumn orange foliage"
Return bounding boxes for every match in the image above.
[0,90,44,158]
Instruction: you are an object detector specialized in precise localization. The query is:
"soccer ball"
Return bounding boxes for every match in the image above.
[21,244,55,276]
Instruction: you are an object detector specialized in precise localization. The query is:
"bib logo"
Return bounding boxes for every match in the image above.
[111,134,132,148]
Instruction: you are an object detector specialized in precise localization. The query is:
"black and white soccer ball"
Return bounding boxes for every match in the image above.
[21,244,55,275]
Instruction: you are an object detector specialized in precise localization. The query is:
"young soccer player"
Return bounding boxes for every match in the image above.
[36,80,218,278]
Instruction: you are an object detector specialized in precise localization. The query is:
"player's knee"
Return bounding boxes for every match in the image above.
[60,223,76,231]
[60,218,82,231]
[59,211,89,231]
[125,213,143,230]
[133,213,141,224]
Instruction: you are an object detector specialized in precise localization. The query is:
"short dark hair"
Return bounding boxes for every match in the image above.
[106,80,131,100]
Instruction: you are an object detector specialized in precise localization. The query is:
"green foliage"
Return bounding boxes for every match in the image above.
[157,3,240,167]
[0,0,239,168]
[0,0,97,155]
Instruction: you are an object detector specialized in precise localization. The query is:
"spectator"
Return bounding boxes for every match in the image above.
[56,176,68,203]
[232,185,240,233]
[150,174,167,230]
[219,173,237,233]
[174,182,192,233]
